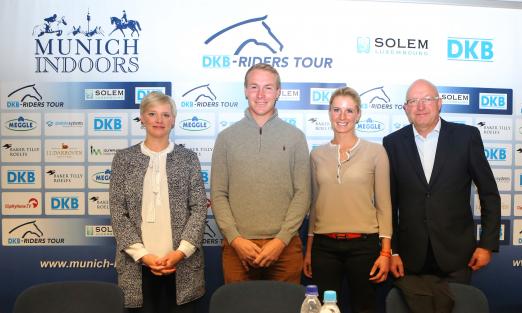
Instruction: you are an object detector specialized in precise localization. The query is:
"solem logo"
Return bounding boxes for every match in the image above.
[180,117,211,131]
[357,37,429,56]
[92,169,111,184]
[484,148,506,161]
[356,118,384,133]
[479,93,507,110]
[447,37,493,62]
[203,15,332,69]
[93,117,122,131]
[5,116,37,131]
[33,10,141,73]
[357,37,371,53]
[51,197,79,210]
[85,225,113,237]
[135,87,166,104]
[7,170,36,184]
[441,93,470,105]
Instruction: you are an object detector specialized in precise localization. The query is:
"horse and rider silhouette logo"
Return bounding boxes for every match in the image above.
[360,86,391,109]
[182,84,217,102]
[8,84,42,102]
[204,15,283,55]
[9,221,44,239]
[32,10,141,38]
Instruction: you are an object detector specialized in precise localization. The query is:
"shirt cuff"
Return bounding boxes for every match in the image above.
[125,243,149,263]
[177,240,197,258]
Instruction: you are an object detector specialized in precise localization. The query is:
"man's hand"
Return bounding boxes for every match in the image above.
[468,247,492,271]
[390,255,404,278]
[230,237,262,271]
[253,238,286,268]
[303,252,313,278]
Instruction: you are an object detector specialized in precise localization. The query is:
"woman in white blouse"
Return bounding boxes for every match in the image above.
[110,92,207,313]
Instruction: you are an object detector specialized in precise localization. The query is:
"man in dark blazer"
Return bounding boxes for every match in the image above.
[383,79,500,285]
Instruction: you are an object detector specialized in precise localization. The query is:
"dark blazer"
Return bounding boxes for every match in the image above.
[382,119,500,273]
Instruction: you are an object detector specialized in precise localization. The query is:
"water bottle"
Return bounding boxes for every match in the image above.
[319,290,340,313]
[300,285,322,313]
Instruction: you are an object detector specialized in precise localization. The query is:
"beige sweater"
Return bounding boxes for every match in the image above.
[308,139,392,238]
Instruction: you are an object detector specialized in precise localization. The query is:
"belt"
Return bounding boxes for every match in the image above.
[324,233,363,240]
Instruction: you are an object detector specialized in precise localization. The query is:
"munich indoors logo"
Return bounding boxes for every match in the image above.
[32,9,141,73]
[202,15,333,69]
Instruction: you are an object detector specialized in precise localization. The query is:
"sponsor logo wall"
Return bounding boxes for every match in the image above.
[1,1,521,313]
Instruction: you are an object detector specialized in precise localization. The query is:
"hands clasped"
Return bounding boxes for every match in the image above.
[230,237,286,271]
[141,250,186,276]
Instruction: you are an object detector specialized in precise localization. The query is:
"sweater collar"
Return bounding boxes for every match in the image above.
[244,108,279,127]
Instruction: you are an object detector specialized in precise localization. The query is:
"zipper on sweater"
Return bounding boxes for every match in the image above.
[258,127,262,152]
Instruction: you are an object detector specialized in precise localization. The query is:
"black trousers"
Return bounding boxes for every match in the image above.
[311,234,380,313]
[418,239,472,284]
[127,266,195,313]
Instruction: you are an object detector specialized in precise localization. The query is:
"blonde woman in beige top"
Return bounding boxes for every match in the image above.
[303,87,392,313]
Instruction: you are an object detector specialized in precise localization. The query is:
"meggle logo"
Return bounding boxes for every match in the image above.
[7,170,36,184]
[93,117,122,131]
[356,118,384,133]
[51,197,79,210]
[479,93,507,110]
[447,37,493,62]
[92,169,111,184]
[135,87,166,104]
[5,116,37,131]
[180,117,211,131]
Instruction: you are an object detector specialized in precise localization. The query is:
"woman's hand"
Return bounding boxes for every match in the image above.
[369,255,390,283]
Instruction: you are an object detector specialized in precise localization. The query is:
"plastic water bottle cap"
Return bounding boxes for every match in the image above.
[305,285,319,296]
[323,290,337,302]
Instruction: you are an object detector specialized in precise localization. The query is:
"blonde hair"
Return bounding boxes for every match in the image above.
[139,91,177,116]
[329,87,361,112]
[244,63,281,89]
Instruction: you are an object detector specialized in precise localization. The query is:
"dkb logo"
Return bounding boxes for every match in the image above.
[93,117,122,131]
[447,37,493,62]
[7,170,36,184]
[479,93,507,110]
[135,87,166,104]
[484,148,506,161]
[51,197,79,210]
[310,88,337,106]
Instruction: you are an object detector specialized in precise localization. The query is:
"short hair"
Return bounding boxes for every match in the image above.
[244,63,281,89]
[139,91,177,116]
[329,87,361,112]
